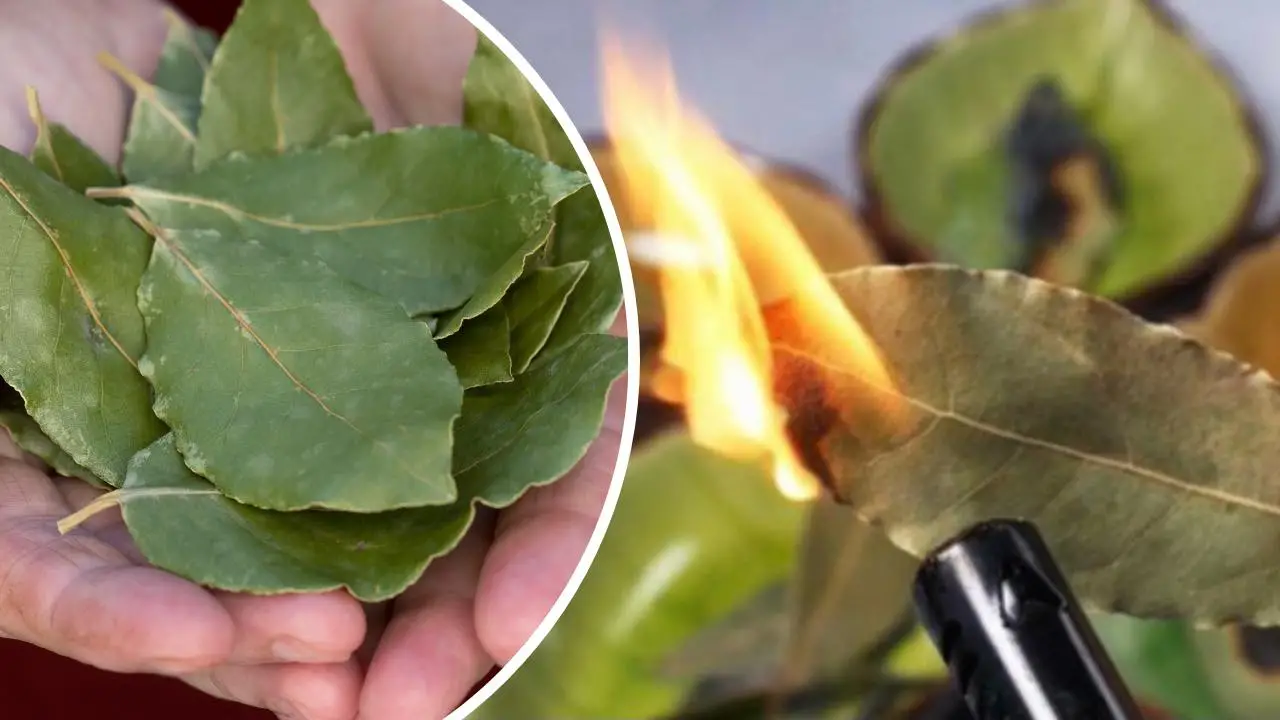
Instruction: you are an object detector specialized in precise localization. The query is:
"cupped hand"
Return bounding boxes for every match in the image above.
[0,1,627,719]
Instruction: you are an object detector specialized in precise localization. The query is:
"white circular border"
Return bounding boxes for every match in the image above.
[439,1,641,718]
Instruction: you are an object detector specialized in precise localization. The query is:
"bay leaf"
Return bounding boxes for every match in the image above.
[1092,613,1226,719]
[454,332,626,508]
[0,381,98,484]
[109,128,586,316]
[0,146,163,486]
[1186,240,1280,378]
[114,10,217,182]
[462,36,622,351]
[194,0,371,167]
[768,264,1280,625]
[505,261,587,374]
[138,227,463,512]
[25,88,119,193]
[120,434,473,602]
[433,217,555,338]
[780,500,918,696]
[438,304,513,389]
[464,34,578,170]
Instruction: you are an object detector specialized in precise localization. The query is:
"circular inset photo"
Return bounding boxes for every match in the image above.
[0,1,635,718]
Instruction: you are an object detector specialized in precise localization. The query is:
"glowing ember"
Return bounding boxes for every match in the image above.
[601,38,899,501]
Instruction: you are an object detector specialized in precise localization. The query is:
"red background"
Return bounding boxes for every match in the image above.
[5,3,279,718]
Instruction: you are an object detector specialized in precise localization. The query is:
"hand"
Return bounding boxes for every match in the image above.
[0,1,626,718]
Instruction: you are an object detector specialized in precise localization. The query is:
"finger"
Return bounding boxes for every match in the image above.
[0,457,234,673]
[184,659,362,720]
[359,513,495,720]
[474,373,627,663]
[215,590,366,665]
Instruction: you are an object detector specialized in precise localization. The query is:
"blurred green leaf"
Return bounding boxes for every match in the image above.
[860,0,1259,298]
[1093,613,1224,720]
[473,433,803,719]
[505,262,587,373]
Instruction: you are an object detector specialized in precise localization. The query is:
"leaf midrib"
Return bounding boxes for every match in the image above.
[774,343,1280,520]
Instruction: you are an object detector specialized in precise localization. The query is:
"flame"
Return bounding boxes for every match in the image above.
[602,39,901,501]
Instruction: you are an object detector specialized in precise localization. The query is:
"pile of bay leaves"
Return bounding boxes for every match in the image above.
[0,0,626,602]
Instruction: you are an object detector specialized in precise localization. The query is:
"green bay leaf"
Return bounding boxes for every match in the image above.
[195,0,371,167]
[462,35,622,349]
[112,128,586,316]
[0,147,163,486]
[138,227,462,512]
[114,11,217,182]
[771,265,1280,625]
[505,261,587,374]
[121,434,473,602]
[438,305,513,389]
[454,332,626,508]
[0,381,99,484]
[434,217,555,338]
[26,89,119,193]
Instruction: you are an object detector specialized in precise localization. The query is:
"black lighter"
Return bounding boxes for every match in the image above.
[910,519,1143,720]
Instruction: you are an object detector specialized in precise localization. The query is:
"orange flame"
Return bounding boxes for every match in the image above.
[602,39,899,501]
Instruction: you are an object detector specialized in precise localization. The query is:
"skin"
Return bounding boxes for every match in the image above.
[0,0,629,718]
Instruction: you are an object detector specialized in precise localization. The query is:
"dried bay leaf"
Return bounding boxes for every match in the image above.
[0,147,163,486]
[770,264,1280,625]
[463,36,623,350]
[26,89,119,193]
[112,10,217,182]
[120,435,473,601]
[454,333,626,507]
[439,305,513,389]
[505,261,588,374]
[108,128,586,316]
[138,227,463,512]
[433,218,556,338]
[195,0,371,167]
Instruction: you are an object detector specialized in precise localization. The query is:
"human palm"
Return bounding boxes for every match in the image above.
[0,1,626,718]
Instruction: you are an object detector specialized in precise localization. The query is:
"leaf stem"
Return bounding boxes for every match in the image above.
[57,490,125,534]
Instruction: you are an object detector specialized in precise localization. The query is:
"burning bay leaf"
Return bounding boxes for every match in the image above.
[472,432,802,720]
[858,0,1261,299]
[439,305,513,389]
[119,434,473,602]
[26,89,119,193]
[112,10,217,182]
[105,128,586,316]
[453,332,626,508]
[139,227,463,513]
[0,147,163,486]
[771,264,1280,625]
[505,262,588,373]
[194,0,371,167]
[463,36,623,351]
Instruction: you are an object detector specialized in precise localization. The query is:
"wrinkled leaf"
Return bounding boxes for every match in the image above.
[119,434,473,601]
[438,305,512,389]
[139,227,462,512]
[463,37,622,350]
[115,10,217,182]
[454,333,625,508]
[1093,613,1225,719]
[110,128,586,316]
[859,0,1260,298]
[768,264,1280,625]
[434,218,556,338]
[26,89,119,192]
[472,432,803,720]
[780,500,918,696]
[1185,240,1280,377]
[505,261,587,374]
[0,381,98,484]
[195,0,371,167]
[0,147,163,485]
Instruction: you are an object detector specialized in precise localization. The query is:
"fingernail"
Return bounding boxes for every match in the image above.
[270,637,323,662]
